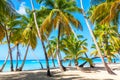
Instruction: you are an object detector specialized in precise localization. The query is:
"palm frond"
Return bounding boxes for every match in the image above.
[0,26,5,41]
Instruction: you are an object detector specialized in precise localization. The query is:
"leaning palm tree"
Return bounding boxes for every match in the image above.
[80,0,115,74]
[37,0,82,71]
[29,0,52,76]
[89,0,120,57]
[93,24,119,63]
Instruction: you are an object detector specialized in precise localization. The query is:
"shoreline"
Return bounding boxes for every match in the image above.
[0,63,120,80]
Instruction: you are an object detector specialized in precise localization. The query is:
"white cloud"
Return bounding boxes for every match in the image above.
[17,2,26,15]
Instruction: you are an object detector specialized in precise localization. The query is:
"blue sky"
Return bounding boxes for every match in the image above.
[0,0,94,60]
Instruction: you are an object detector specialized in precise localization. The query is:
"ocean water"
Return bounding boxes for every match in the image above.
[0,58,120,72]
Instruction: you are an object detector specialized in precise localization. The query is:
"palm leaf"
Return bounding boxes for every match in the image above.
[0,26,5,41]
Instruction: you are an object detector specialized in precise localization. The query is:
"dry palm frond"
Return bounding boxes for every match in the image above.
[53,15,60,29]
[90,2,113,24]
[30,32,37,49]
[100,1,120,24]
[0,26,5,41]
[59,11,69,27]
[40,16,50,32]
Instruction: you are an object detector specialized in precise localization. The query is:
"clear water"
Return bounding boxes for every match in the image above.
[0,58,119,72]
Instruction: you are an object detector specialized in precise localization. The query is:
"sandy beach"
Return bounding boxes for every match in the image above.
[0,63,120,80]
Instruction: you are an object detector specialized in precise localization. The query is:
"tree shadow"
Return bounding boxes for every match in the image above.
[0,68,115,80]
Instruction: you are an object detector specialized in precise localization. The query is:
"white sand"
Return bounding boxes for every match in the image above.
[0,63,120,80]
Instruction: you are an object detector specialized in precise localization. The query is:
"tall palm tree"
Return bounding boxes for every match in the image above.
[9,23,23,71]
[10,12,38,71]
[0,20,16,71]
[30,0,51,76]
[37,0,82,71]
[0,0,16,72]
[80,0,115,74]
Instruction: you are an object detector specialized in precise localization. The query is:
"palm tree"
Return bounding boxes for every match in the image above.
[30,0,51,76]
[37,0,82,71]
[0,0,16,21]
[80,0,115,74]
[0,0,16,72]
[9,24,23,71]
[10,12,38,71]
[89,0,120,54]
[0,20,16,71]
[61,34,92,69]
[93,24,119,63]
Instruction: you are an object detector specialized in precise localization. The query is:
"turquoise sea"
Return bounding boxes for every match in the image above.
[0,58,120,72]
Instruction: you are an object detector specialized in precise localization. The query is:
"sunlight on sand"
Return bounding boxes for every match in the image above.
[0,63,120,80]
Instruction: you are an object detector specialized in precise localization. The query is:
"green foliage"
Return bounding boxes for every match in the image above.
[38,0,82,38]
[0,0,16,21]
[89,0,120,24]
[91,24,119,62]
[61,34,88,65]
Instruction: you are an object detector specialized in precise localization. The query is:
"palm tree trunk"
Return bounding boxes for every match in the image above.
[18,42,30,71]
[16,44,19,70]
[75,59,80,70]
[5,26,14,71]
[68,60,72,66]
[56,24,66,71]
[80,0,115,75]
[0,45,17,72]
[51,55,56,68]
[31,50,43,69]
[79,61,87,67]
[0,53,9,72]
[84,53,94,67]
[30,0,51,76]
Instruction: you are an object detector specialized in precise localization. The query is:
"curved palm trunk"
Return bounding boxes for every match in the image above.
[39,61,43,69]
[56,25,66,71]
[18,42,30,71]
[0,53,9,72]
[16,44,19,70]
[5,26,14,71]
[30,0,51,76]
[80,0,115,75]
[84,53,94,68]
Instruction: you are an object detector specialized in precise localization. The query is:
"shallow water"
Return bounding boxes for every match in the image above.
[0,58,119,72]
